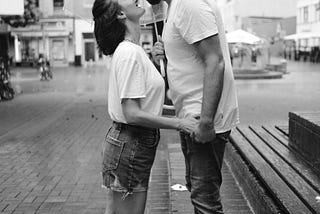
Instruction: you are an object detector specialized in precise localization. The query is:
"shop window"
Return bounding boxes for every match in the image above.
[303,6,309,23]
[83,33,94,39]
[316,3,320,21]
[54,0,64,10]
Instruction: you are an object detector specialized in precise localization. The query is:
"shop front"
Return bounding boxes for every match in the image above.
[10,19,74,67]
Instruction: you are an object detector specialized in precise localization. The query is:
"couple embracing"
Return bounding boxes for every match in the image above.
[92,0,239,213]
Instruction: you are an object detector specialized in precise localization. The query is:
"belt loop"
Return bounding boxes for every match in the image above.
[112,121,121,139]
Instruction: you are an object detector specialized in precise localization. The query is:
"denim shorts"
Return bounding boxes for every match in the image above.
[102,121,160,195]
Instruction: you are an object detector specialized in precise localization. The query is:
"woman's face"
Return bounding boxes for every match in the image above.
[117,0,145,21]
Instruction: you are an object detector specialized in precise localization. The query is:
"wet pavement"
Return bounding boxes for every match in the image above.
[1,60,319,213]
[9,64,109,95]
[9,60,320,126]
[236,61,320,125]
[1,64,253,213]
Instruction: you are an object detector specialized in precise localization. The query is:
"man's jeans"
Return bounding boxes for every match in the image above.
[180,131,231,214]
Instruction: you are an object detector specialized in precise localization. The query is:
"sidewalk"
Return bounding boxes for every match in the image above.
[0,92,252,214]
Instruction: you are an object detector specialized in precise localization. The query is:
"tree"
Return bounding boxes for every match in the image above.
[1,0,41,28]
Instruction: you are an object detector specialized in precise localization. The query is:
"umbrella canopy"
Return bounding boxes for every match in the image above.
[226,29,261,44]
[139,0,167,26]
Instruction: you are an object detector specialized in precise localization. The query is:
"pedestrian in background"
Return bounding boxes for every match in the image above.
[148,0,240,213]
[92,0,198,213]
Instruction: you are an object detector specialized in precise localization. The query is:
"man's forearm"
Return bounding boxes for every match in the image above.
[199,59,224,128]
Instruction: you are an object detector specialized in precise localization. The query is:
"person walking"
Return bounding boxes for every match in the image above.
[92,0,198,213]
[148,0,240,213]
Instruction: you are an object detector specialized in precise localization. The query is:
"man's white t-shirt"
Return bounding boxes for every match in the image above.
[162,0,240,133]
[108,41,165,123]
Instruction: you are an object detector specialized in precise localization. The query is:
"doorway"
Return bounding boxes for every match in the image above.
[84,42,95,62]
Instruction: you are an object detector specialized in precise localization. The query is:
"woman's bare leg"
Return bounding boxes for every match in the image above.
[110,191,148,214]
[104,189,116,214]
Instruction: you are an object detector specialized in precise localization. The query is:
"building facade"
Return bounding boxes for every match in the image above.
[8,0,75,67]
[217,0,297,40]
[3,0,155,67]
[296,0,320,49]
[7,0,101,67]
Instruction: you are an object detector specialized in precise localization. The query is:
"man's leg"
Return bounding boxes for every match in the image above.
[180,132,230,214]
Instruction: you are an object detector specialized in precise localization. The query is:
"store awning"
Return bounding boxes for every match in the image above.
[11,31,70,38]
[226,29,261,44]
[284,32,320,40]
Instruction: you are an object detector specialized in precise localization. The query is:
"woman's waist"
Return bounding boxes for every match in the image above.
[112,121,159,136]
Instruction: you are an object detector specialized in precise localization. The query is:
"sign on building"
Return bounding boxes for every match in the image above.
[0,0,24,15]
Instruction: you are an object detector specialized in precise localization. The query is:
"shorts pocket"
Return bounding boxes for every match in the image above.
[138,135,159,148]
[102,136,125,171]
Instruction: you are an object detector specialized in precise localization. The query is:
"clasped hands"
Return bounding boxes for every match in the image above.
[178,117,216,143]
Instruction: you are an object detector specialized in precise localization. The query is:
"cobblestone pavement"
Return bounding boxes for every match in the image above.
[0,66,252,214]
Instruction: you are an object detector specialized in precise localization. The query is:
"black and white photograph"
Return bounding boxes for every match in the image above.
[0,0,319,213]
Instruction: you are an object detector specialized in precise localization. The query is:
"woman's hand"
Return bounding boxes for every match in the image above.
[177,117,199,135]
[151,36,166,66]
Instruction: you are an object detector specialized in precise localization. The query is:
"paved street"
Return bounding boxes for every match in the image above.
[1,65,252,214]
[1,60,319,213]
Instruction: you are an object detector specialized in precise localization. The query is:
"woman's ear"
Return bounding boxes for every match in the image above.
[117,11,126,20]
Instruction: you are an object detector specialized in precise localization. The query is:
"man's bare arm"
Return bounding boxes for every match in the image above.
[193,34,225,143]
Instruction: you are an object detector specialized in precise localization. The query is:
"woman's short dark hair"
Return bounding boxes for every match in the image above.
[92,0,126,55]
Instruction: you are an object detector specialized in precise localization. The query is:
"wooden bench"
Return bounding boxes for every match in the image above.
[224,125,320,214]
[289,111,320,173]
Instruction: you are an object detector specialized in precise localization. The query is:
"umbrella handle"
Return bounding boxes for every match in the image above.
[160,59,165,77]
[153,19,166,77]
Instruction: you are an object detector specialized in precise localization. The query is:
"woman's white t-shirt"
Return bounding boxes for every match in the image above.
[108,41,165,123]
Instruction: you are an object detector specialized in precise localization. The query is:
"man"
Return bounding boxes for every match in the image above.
[147,0,240,213]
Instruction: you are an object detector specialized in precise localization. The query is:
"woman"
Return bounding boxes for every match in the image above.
[92,0,198,213]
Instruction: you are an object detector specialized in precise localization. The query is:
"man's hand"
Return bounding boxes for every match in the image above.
[194,122,216,143]
[151,36,166,66]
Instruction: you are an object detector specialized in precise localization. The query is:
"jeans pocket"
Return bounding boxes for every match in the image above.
[216,131,231,144]
[102,136,125,171]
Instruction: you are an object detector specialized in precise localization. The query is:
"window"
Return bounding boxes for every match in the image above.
[316,3,320,21]
[303,6,309,23]
[54,0,64,10]
[298,8,303,24]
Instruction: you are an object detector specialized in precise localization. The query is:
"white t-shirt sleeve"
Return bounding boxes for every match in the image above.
[116,56,146,100]
[174,1,219,44]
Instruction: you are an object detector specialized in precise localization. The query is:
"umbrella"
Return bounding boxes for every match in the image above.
[226,29,261,44]
[140,0,168,26]
[140,0,168,77]
[62,1,93,26]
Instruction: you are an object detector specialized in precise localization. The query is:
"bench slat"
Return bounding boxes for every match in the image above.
[251,126,320,194]
[275,125,289,137]
[264,125,289,146]
[263,125,320,174]
[230,128,312,214]
[239,127,320,213]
